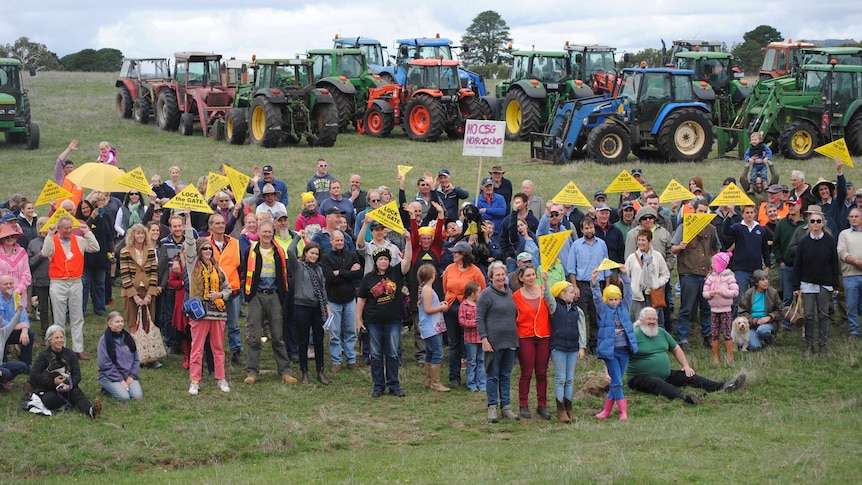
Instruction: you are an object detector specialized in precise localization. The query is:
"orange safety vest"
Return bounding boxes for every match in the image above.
[208,235,241,290]
[757,202,788,226]
[513,288,551,338]
[48,234,84,279]
[244,242,289,296]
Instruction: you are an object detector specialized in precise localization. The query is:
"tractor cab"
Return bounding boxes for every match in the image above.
[118,58,170,82]
[618,68,712,130]
[256,59,314,96]
[759,40,817,80]
[0,58,39,149]
[309,49,367,81]
[505,51,570,87]
[405,59,463,95]
[565,44,619,94]
[668,40,726,57]
[805,64,862,119]
[801,47,862,67]
[333,35,387,73]
[175,53,225,88]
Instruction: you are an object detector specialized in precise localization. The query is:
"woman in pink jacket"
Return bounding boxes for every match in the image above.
[702,251,739,364]
[0,224,31,299]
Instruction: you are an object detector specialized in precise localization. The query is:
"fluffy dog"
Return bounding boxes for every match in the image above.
[731,317,750,351]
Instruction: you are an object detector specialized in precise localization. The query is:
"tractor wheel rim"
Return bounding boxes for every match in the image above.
[226,117,233,137]
[506,101,522,133]
[368,112,382,132]
[601,134,623,158]
[792,131,812,154]
[410,106,430,135]
[675,121,705,155]
[252,106,265,139]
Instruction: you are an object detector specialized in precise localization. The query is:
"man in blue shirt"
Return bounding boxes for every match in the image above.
[476,177,506,235]
[248,165,289,207]
[567,218,610,353]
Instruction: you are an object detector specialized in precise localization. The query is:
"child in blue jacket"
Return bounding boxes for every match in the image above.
[548,277,586,423]
[591,267,638,420]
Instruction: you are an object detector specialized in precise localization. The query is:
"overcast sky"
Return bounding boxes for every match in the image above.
[3,2,859,62]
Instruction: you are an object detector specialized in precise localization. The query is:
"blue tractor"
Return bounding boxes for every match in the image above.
[531,67,714,164]
[332,35,389,76]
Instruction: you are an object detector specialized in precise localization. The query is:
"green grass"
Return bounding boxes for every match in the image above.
[1,72,861,484]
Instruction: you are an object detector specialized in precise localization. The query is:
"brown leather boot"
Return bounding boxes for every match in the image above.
[424,363,431,389]
[564,398,577,421]
[556,400,570,423]
[429,364,450,392]
[711,340,720,364]
[724,339,734,364]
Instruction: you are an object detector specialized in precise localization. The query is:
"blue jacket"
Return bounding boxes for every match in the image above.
[591,273,638,360]
[550,298,586,352]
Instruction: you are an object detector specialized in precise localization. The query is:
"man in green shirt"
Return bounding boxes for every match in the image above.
[627,308,746,404]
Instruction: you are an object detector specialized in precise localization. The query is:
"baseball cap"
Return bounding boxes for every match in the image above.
[549,204,564,214]
[595,203,611,211]
[788,195,803,205]
[369,220,384,230]
[516,252,533,262]
[855,188,862,197]
[272,211,288,220]
[630,168,643,176]
[325,206,345,215]
[594,191,607,200]
[448,241,473,253]
[781,184,790,192]
[620,201,635,210]
[481,177,494,186]
[766,184,783,194]
[262,165,273,173]
[437,169,450,177]
[723,177,737,186]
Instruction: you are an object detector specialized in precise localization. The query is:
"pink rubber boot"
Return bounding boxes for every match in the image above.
[617,399,629,420]
[595,399,614,419]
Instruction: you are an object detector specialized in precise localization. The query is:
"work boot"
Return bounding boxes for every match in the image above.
[702,335,711,348]
[536,406,552,420]
[556,400,570,423]
[724,340,734,364]
[301,370,310,384]
[595,399,614,419]
[424,363,431,389]
[501,405,520,420]
[711,340,721,364]
[564,398,577,421]
[818,344,828,358]
[281,373,298,384]
[76,352,91,361]
[243,374,256,385]
[804,344,814,358]
[684,393,700,405]
[428,364,450,392]
[519,406,532,419]
[231,351,246,366]
[616,398,629,420]
[722,373,747,393]
[317,369,329,385]
[487,405,499,423]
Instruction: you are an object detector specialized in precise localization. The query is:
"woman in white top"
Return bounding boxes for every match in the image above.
[624,228,670,319]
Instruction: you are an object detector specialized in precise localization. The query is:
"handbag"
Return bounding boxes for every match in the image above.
[131,306,167,364]
[183,297,206,320]
[649,286,667,309]
[783,294,804,326]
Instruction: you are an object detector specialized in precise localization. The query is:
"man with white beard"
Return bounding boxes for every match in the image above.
[626,307,747,404]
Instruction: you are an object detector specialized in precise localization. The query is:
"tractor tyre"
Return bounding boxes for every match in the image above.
[225,108,248,145]
[26,122,40,150]
[503,89,542,141]
[845,113,862,157]
[179,113,194,136]
[309,103,339,147]
[363,105,394,137]
[657,108,713,162]
[250,96,285,148]
[380,73,397,86]
[329,88,355,133]
[116,87,133,119]
[133,97,151,124]
[779,121,821,160]
[156,90,181,131]
[405,95,444,142]
[586,123,631,165]
[447,97,491,139]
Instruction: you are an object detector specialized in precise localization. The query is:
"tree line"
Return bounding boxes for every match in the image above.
[1,37,123,72]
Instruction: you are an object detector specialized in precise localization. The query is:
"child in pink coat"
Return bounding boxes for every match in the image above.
[702,251,739,364]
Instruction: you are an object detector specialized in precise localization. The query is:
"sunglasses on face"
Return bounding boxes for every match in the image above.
[549,212,560,217]
[129,193,140,196]
[809,219,823,224]
[201,247,213,251]
[369,199,381,203]
[641,216,655,221]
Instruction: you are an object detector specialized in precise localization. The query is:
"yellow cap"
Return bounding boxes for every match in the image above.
[603,284,622,303]
[551,281,572,298]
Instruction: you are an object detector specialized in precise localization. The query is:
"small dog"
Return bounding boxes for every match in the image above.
[731,317,750,351]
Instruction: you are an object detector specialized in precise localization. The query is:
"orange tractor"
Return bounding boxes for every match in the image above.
[359,58,489,142]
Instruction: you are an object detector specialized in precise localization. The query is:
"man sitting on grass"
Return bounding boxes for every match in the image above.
[626,307,746,404]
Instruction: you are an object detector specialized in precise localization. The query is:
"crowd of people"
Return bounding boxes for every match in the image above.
[1,137,857,423]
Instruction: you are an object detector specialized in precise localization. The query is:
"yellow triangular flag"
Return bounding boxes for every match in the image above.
[595,258,622,271]
[709,182,754,207]
[112,167,152,195]
[365,201,404,233]
[682,213,717,243]
[463,221,478,236]
[659,179,697,203]
[538,230,572,272]
[397,165,413,176]
[163,184,214,214]
[224,165,251,201]
[34,180,72,206]
[41,206,80,232]
[206,172,231,200]
[552,181,592,207]
[605,169,646,193]
[814,138,854,167]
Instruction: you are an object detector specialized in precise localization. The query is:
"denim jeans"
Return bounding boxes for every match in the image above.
[677,274,711,342]
[98,377,144,401]
[603,348,630,400]
[424,333,443,365]
[485,348,517,407]
[158,289,178,349]
[328,300,358,365]
[0,360,28,383]
[464,342,486,391]
[368,322,402,392]
[747,323,775,350]
[82,266,107,315]
[225,295,243,354]
[551,349,577,402]
[780,266,795,327]
[843,275,862,335]
[733,270,753,318]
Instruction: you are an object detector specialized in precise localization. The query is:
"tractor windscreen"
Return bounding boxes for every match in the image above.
[0,65,20,92]
[583,52,615,79]
[188,59,222,86]
[530,56,568,83]
[408,45,453,61]
[761,49,778,71]
[336,55,364,78]
[361,45,385,67]
[804,70,828,93]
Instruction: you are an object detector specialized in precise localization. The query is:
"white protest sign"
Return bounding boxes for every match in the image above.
[462,119,505,157]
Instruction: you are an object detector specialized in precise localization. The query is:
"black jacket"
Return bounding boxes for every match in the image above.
[321,248,363,304]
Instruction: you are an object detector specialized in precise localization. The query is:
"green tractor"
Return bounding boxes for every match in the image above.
[225,58,339,148]
[497,50,594,141]
[0,59,39,149]
[672,52,749,128]
[308,47,382,132]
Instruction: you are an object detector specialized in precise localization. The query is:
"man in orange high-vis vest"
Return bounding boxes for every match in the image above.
[205,213,244,364]
[41,215,100,360]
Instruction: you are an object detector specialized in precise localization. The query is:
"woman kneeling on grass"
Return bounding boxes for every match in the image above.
[478,261,520,423]
[97,311,143,401]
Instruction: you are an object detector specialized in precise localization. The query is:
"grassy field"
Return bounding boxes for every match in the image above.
[1,72,861,484]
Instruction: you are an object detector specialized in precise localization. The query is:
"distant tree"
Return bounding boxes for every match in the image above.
[470,63,510,80]
[743,25,783,46]
[732,40,768,74]
[460,10,513,67]
[61,48,124,72]
[0,36,61,70]
[621,48,662,68]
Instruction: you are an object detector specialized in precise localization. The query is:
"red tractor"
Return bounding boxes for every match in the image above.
[114,58,170,124]
[360,58,488,142]
[152,52,237,138]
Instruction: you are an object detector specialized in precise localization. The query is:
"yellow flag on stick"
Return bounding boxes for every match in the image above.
[34,180,72,206]
[709,182,754,207]
[552,181,591,207]
[538,230,572,272]
[682,213,717,243]
[605,170,646,193]
[41,206,80,232]
[814,138,854,167]
[397,165,413,176]
[659,179,696,203]
[163,184,214,214]
[365,201,405,233]
[223,165,251,201]
[112,167,152,194]
[595,258,622,271]
[206,172,231,200]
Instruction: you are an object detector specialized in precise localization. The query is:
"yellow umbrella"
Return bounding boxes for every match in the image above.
[65,162,130,192]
